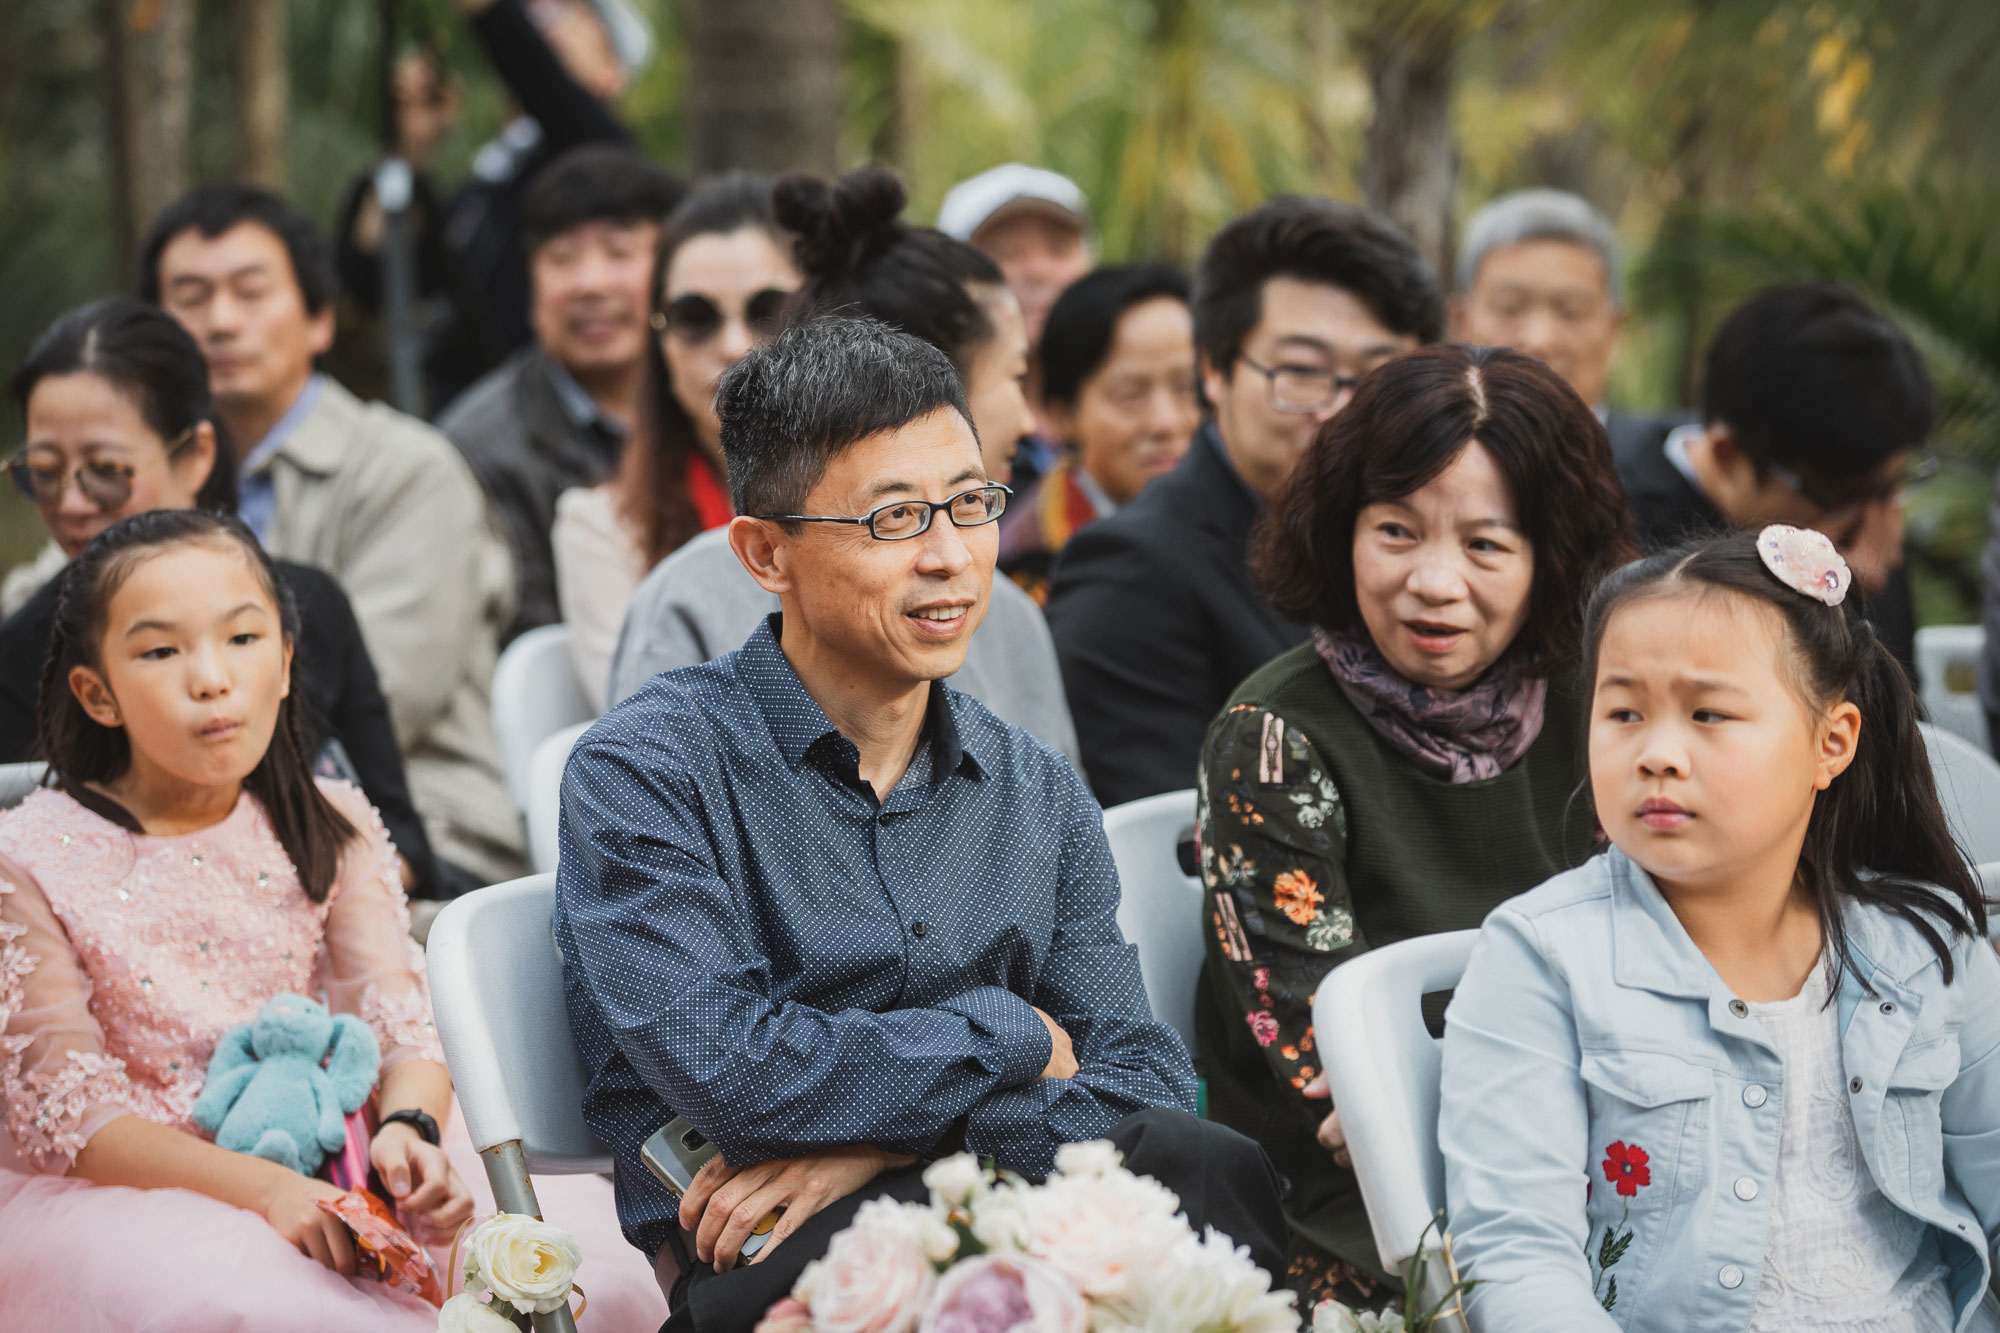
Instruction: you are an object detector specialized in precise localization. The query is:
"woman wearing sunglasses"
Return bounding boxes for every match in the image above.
[0,298,447,899]
[551,173,799,710]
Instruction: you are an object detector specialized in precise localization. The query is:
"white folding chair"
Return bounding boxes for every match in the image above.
[427,873,609,1333]
[527,722,592,875]
[0,761,46,810]
[1105,789,1204,1057]
[492,625,595,811]
[1920,721,2000,867]
[1916,625,1989,754]
[1313,930,1478,1333]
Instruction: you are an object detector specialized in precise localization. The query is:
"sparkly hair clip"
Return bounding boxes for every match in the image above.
[1756,523,1851,607]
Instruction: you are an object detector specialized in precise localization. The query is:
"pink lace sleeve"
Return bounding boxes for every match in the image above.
[315,782,445,1072]
[0,854,140,1173]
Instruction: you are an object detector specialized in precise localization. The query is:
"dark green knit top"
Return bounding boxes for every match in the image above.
[1192,640,1594,1296]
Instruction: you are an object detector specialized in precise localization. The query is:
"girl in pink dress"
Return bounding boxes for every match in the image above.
[0,509,667,1330]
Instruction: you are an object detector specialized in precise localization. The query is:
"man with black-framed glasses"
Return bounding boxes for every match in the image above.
[1046,196,1445,807]
[556,315,1285,1330]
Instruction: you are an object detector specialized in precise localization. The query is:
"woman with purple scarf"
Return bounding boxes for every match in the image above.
[1192,344,1633,1307]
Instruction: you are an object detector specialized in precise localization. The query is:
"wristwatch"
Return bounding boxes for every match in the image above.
[378,1107,441,1146]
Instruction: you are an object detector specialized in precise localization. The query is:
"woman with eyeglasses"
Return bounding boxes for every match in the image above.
[551,174,799,710]
[0,298,447,899]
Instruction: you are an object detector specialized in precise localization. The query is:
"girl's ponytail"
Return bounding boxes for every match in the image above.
[1583,530,1988,985]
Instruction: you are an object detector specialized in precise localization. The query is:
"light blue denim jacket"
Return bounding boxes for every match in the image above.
[1439,848,2000,1332]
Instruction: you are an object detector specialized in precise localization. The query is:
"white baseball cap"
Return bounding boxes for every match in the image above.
[937,164,1091,243]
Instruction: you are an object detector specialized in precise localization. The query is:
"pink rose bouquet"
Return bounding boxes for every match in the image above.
[766,1143,1298,1333]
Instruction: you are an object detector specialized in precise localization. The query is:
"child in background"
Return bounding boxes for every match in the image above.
[0,510,666,1329]
[1439,526,1999,1332]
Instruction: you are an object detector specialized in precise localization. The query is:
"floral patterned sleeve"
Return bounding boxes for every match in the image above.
[315,781,444,1072]
[0,855,141,1173]
[1196,703,1366,1097]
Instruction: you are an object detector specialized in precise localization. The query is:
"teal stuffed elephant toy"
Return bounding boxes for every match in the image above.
[191,993,380,1176]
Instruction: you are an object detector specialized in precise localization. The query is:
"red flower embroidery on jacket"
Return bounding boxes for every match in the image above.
[1602,1141,1651,1197]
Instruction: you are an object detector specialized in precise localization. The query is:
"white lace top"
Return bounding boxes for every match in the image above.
[1746,964,1953,1330]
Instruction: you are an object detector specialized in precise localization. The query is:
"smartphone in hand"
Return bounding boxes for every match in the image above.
[640,1117,779,1259]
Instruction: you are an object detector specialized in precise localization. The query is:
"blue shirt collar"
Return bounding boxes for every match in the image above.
[541,356,627,441]
[240,374,326,478]
[739,614,981,788]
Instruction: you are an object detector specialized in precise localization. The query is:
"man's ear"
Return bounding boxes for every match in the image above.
[728,515,792,597]
[68,664,122,729]
[305,303,336,359]
[1814,697,1862,791]
[1198,351,1231,418]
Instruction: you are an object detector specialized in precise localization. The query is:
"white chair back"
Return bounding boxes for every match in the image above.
[1920,721,2000,866]
[527,722,592,875]
[1313,930,1478,1280]
[0,761,46,810]
[1105,789,1204,1056]
[426,873,611,1174]
[491,625,594,811]
[1916,625,1989,754]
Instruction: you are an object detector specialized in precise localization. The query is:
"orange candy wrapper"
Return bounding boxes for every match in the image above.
[314,1188,445,1307]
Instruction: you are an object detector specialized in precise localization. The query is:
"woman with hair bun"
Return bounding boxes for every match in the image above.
[772,164,1036,482]
[604,167,1076,766]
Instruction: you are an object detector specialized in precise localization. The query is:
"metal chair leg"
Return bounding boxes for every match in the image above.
[479,1140,581,1333]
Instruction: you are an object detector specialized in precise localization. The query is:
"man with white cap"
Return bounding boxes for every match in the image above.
[939,164,1096,486]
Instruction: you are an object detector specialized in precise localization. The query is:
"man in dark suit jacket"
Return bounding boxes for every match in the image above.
[1046,198,1444,807]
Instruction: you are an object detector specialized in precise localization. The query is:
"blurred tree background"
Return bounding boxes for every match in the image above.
[3,0,1996,622]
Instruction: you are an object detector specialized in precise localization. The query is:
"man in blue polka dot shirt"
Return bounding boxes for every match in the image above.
[554,314,1289,1330]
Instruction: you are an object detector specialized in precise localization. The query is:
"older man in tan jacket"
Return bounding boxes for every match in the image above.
[141,183,525,884]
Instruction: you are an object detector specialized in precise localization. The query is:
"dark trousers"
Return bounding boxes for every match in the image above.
[661,1107,1290,1333]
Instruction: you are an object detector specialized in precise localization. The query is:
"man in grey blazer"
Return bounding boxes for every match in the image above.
[142,184,525,885]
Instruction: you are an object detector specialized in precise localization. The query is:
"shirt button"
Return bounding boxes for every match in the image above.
[1742,1084,1768,1108]
[911,921,928,939]
[1719,1265,1744,1289]
[1850,1076,1864,1094]
[1734,1177,1759,1201]
[1729,999,1749,1018]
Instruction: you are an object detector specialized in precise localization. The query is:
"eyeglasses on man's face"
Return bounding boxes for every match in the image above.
[7,425,199,512]
[1768,449,1939,515]
[1237,355,1368,415]
[758,484,1012,541]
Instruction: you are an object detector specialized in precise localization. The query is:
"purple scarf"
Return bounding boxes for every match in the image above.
[1315,630,1548,783]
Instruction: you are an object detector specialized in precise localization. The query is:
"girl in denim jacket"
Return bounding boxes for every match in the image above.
[1440,526,2000,1332]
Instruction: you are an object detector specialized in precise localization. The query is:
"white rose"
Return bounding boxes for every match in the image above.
[463,1213,583,1316]
[917,1253,1087,1333]
[1009,1168,1186,1306]
[1050,1140,1123,1181]
[923,1153,988,1209]
[1311,1302,1402,1333]
[794,1198,940,1333]
[1127,1228,1297,1333]
[965,1180,1035,1255]
[436,1293,522,1333]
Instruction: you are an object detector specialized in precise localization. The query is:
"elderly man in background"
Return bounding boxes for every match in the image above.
[556,314,1285,1332]
[1451,187,1666,455]
[939,163,1095,487]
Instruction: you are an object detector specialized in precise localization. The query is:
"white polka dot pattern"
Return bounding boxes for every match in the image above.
[552,616,1198,1256]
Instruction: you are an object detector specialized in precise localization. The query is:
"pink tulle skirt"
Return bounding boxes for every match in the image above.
[0,1105,669,1332]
